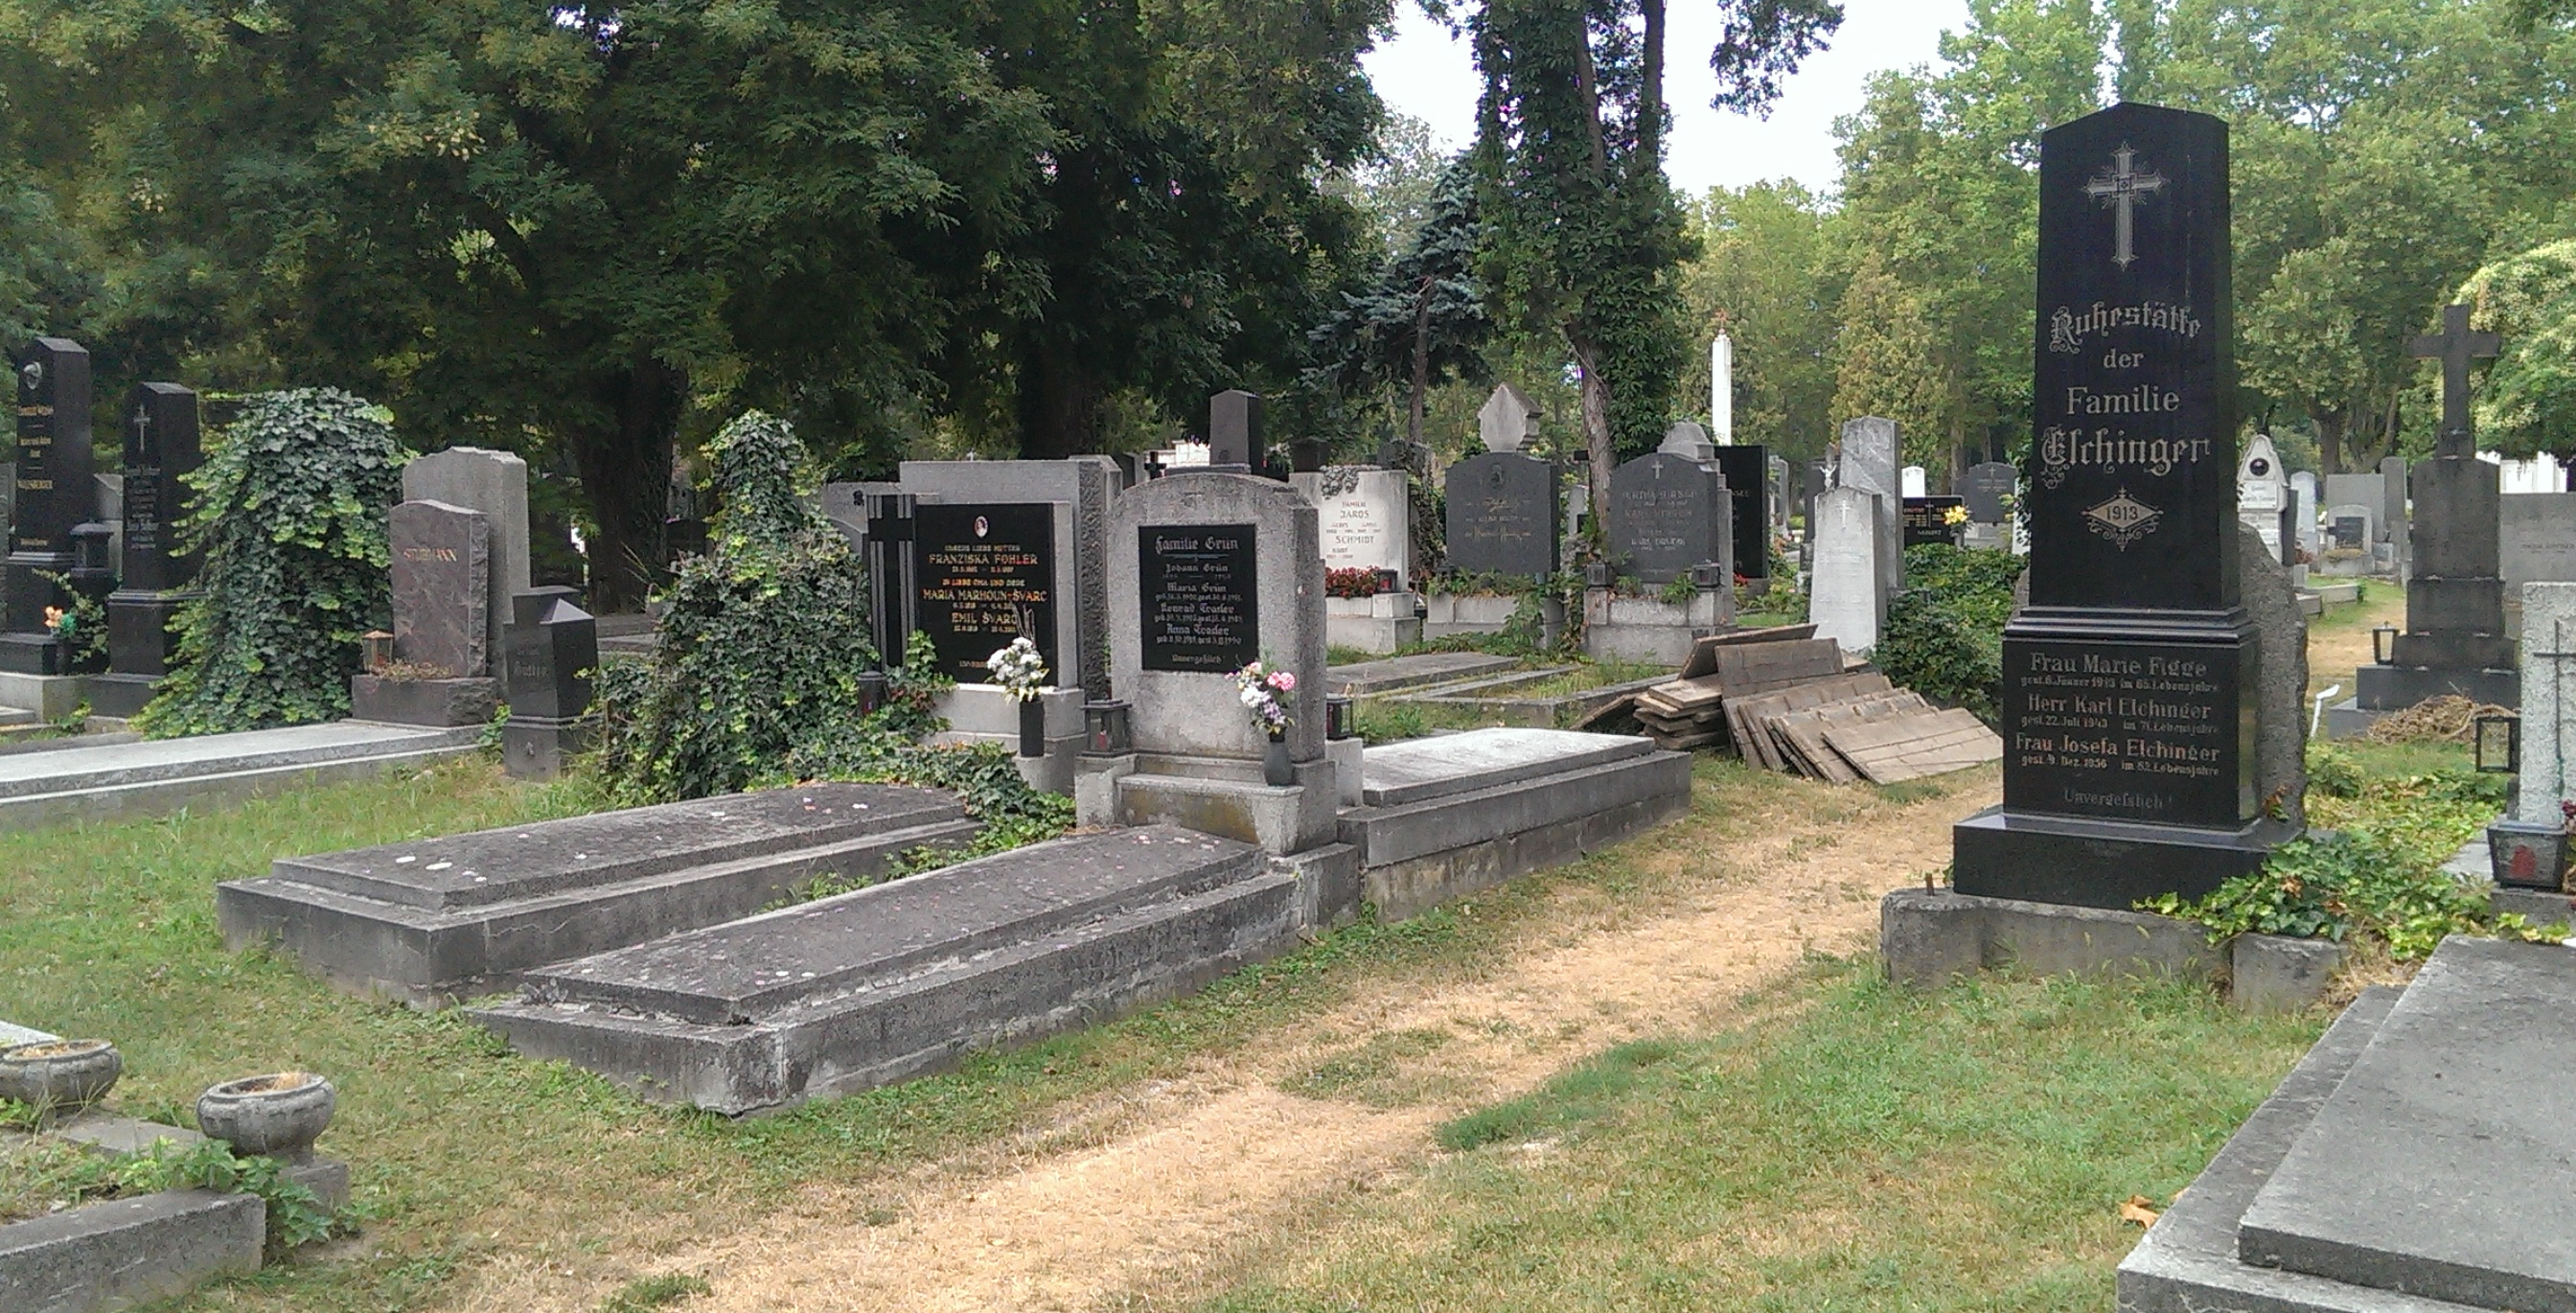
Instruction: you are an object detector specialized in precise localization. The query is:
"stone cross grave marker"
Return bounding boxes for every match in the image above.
[1955,101,2291,912]
[390,500,493,679]
[2413,303,2502,456]
[1607,451,1730,586]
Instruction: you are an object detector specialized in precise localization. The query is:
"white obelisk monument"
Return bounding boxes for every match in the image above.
[1712,333,1735,446]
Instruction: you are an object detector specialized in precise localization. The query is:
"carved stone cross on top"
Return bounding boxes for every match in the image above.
[2411,302,2502,456]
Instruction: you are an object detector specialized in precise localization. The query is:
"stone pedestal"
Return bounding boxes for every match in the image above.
[499,714,590,781]
[1580,587,1736,665]
[2355,452,2519,710]
[927,684,1088,795]
[350,674,499,727]
[1322,592,1423,656]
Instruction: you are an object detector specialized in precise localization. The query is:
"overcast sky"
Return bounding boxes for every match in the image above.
[1361,0,1972,199]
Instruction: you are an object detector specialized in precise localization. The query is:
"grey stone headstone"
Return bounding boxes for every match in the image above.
[1607,451,1730,586]
[1444,452,1559,577]
[1477,384,1537,454]
[2325,504,2375,553]
[404,448,530,662]
[2503,493,2576,596]
[1290,467,1411,589]
[2292,473,2322,557]
[899,459,1116,698]
[2380,453,2408,542]
[1768,454,1791,529]
[390,499,493,679]
[1809,487,1886,654]
[1961,462,2018,523]
[1110,473,1325,762]
[2323,473,2384,538]
[1837,417,1903,596]
[1208,390,1264,472]
[1658,421,1716,462]
[2239,521,2306,830]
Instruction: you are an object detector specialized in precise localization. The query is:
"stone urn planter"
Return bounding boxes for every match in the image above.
[0,1039,122,1118]
[196,1071,335,1163]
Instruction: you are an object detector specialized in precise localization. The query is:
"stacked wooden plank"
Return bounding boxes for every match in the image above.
[1621,623,2002,783]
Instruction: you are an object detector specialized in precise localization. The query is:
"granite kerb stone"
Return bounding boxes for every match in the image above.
[1362,784,1691,923]
[1880,888,2225,989]
[1338,749,1691,869]
[0,1187,264,1313]
[0,722,481,802]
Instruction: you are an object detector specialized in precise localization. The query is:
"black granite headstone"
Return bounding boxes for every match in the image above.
[1953,102,2288,911]
[1712,445,1773,582]
[91,383,207,712]
[1902,496,1967,547]
[910,502,1060,683]
[1138,523,1259,673]
[1961,462,2018,523]
[1607,452,1729,586]
[501,586,599,779]
[2,337,96,674]
[1444,452,1560,578]
[1207,390,1264,475]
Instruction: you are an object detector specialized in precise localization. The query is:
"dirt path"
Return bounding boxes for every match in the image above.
[455,770,1997,1313]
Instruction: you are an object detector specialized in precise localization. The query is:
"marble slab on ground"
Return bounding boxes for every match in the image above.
[1326,653,1519,697]
[0,721,471,799]
[2238,936,2576,1311]
[1360,727,1657,808]
[270,783,959,911]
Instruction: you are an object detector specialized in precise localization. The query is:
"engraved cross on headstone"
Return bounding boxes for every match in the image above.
[2083,143,2166,270]
[2410,302,2501,456]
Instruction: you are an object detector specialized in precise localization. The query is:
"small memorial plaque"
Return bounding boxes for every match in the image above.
[912,503,1059,682]
[2003,639,2249,825]
[1138,523,1259,673]
[2331,515,2367,550]
[1903,496,1967,547]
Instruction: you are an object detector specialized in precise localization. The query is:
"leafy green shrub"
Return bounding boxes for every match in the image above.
[2306,743,2364,798]
[139,389,410,737]
[117,1137,351,1251]
[1873,543,2025,722]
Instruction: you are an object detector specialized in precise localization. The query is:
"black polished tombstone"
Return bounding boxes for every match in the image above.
[1206,390,1266,475]
[90,383,206,715]
[1607,452,1732,586]
[2354,304,2518,711]
[2,337,98,676]
[1712,445,1773,584]
[1961,462,2019,524]
[501,587,599,780]
[1444,450,1561,578]
[1952,103,2293,910]
[1901,496,1966,548]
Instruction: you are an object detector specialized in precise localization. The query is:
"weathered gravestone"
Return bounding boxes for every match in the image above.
[1,337,96,676]
[1208,389,1266,474]
[1808,486,1886,654]
[1446,404,1560,578]
[2503,493,2576,597]
[1608,451,1731,586]
[2354,303,2518,712]
[1952,102,2294,910]
[403,448,530,665]
[2237,433,2288,561]
[501,587,598,780]
[2319,503,2376,576]
[1900,466,1928,498]
[354,500,502,726]
[1290,467,1411,590]
[1837,417,1903,596]
[2380,451,2410,564]
[2291,471,2323,560]
[2322,472,2385,544]
[1659,421,1715,461]
[1768,454,1790,530]
[1962,461,2018,524]
[90,382,204,715]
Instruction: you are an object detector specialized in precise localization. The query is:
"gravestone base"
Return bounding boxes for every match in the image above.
[500,714,589,781]
[925,686,1088,795]
[1078,753,1341,856]
[0,669,84,721]
[1581,587,1736,666]
[0,632,71,677]
[1951,807,2297,910]
[1322,593,1424,656]
[350,674,500,728]
[104,590,189,679]
[80,672,160,719]
[2351,661,2519,712]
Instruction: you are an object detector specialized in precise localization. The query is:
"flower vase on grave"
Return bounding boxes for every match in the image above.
[1019,698,1046,759]
[1264,732,1294,787]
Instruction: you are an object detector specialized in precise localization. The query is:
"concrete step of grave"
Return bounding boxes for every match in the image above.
[0,705,38,728]
[0,722,487,830]
[2233,937,2576,1312]
[472,825,1297,1114]
[217,783,978,1005]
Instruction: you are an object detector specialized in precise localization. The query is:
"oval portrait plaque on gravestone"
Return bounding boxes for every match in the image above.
[1138,523,1260,673]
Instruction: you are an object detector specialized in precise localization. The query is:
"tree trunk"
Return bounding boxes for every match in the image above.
[1574,335,1615,525]
[1018,336,1103,460]
[2313,405,2347,474]
[1408,277,1434,450]
[574,357,684,614]
[1640,0,1667,163]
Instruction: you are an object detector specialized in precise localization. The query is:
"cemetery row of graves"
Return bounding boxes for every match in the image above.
[5,101,2576,1313]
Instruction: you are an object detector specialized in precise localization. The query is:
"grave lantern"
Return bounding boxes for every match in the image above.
[1325,696,1355,741]
[361,631,395,674]
[2475,712,2521,774]
[1084,700,1132,756]
[2372,624,2399,666]
[856,670,889,717]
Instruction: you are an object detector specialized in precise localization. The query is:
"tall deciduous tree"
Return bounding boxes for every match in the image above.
[1455,0,1840,518]
[1677,180,1840,457]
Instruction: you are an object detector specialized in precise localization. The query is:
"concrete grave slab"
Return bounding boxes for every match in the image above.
[2238,936,2576,1312]
[1359,727,1657,808]
[1325,653,1519,698]
[0,720,481,831]
[218,782,977,1004]
[475,825,1298,1112]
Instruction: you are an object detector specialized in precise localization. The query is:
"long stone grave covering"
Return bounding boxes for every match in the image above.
[218,782,977,1004]
[474,825,1296,1113]
[0,720,485,831]
[2123,935,2576,1312]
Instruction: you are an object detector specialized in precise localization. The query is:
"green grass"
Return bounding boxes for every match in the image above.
[598,1272,711,1312]
[1189,962,2325,1313]
[3,751,1851,1310]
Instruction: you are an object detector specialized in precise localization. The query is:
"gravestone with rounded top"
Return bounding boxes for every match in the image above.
[1607,452,1730,586]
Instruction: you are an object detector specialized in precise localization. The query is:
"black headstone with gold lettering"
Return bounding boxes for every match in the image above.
[90,382,206,714]
[3,337,98,675]
[1953,103,2293,910]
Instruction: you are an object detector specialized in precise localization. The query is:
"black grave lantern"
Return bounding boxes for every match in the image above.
[2372,623,2399,666]
[1690,562,1731,590]
[2476,712,2522,774]
[856,670,890,718]
[1325,696,1356,742]
[1084,700,1133,756]
[67,522,115,591]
